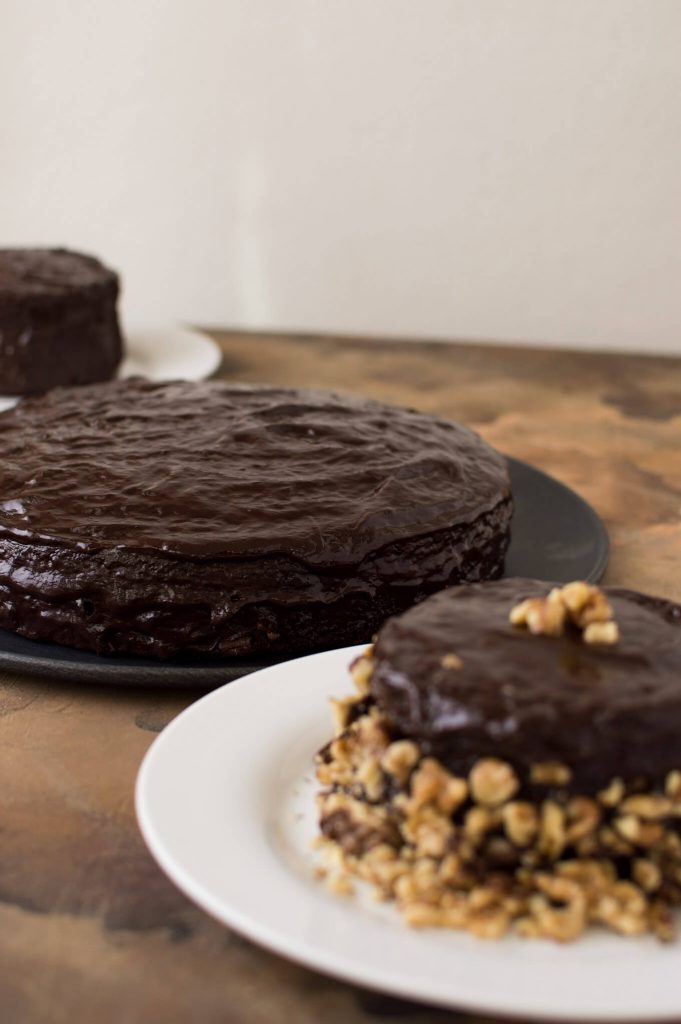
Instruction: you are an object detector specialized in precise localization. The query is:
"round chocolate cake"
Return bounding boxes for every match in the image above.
[315,579,681,941]
[370,578,681,792]
[0,378,512,659]
[0,248,123,394]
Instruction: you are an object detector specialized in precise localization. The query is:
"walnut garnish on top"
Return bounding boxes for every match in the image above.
[510,582,620,645]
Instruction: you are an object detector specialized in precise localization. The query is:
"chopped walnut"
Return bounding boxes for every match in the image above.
[509,593,566,636]
[666,771,681,802]
[509,582,620,646]
[408,758,468,815]
[355,714,390,757]
[408,808,454,858]
[467,907,510,940]
[438,776,470,815]
[561,582,613,627]
[559,581,594,615]
[350,650,374,694]
[380,740,420,784]
[614,815,664,849]
[520,877,587,942]
[330,697,355,735]
[565,797,601,844]
[469,758,519,807]
[594,881,648,936]
[583,621,620,646]
[557,859,616,889]
[621,794,672,820]
[530,761,573,786]
[326,873,354,896]
[598,824,634,857]
[357,757,384,801]
[632,858,662,893]
[402,902,445,927]
[502,802,539,847]
[650,901,676,942]
[537,801,567,860]
[410,759,447,806]
[464,806,498,845]
[598,778,626,807]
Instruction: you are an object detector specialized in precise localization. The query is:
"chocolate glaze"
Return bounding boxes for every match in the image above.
[371,579,681,792]
[0,379,512,658]
[0,248,122,394]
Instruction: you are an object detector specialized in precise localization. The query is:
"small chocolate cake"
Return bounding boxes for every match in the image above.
[0,248,123,394]
[0,378,512,659]
[371,579,681,793]
[316,580,681,941]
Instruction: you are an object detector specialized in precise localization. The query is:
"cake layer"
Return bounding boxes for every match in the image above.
[370,579,681,792]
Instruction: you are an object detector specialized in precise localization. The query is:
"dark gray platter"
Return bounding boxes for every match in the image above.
[0,457,608,687]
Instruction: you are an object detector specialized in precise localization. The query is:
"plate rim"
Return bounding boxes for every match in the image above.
[118,323,222,382]
[135,644,681,1024]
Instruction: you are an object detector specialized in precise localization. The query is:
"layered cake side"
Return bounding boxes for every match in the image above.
[0,378,512,658]
[315,580,681,941]
[0,248,123,393]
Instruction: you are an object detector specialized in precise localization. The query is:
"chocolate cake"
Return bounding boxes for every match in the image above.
[316,580,681,941]
[0,248,123,394]
[0,378,512,659]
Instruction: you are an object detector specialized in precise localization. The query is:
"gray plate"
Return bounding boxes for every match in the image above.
[0,457,608,687]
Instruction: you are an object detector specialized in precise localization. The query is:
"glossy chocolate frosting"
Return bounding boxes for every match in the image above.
[0,379,512,658]
[371,579,681,792]
[0,378,510,562]
[0,248,122,394]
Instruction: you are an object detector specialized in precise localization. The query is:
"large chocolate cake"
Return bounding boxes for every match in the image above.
[0,248,123,394]
[0,378,512,659]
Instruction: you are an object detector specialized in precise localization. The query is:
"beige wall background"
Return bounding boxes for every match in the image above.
[1,0,680,355]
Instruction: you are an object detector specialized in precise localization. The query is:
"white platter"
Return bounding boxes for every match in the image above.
[136,645,681,1022]
[0,324,221,411]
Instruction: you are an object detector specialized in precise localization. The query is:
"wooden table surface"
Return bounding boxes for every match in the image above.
[2,332,680,1024]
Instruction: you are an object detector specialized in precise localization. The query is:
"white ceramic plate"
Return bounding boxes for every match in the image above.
[136,646,681,1022]
[0,324,221,411]
[118,324,221,382]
